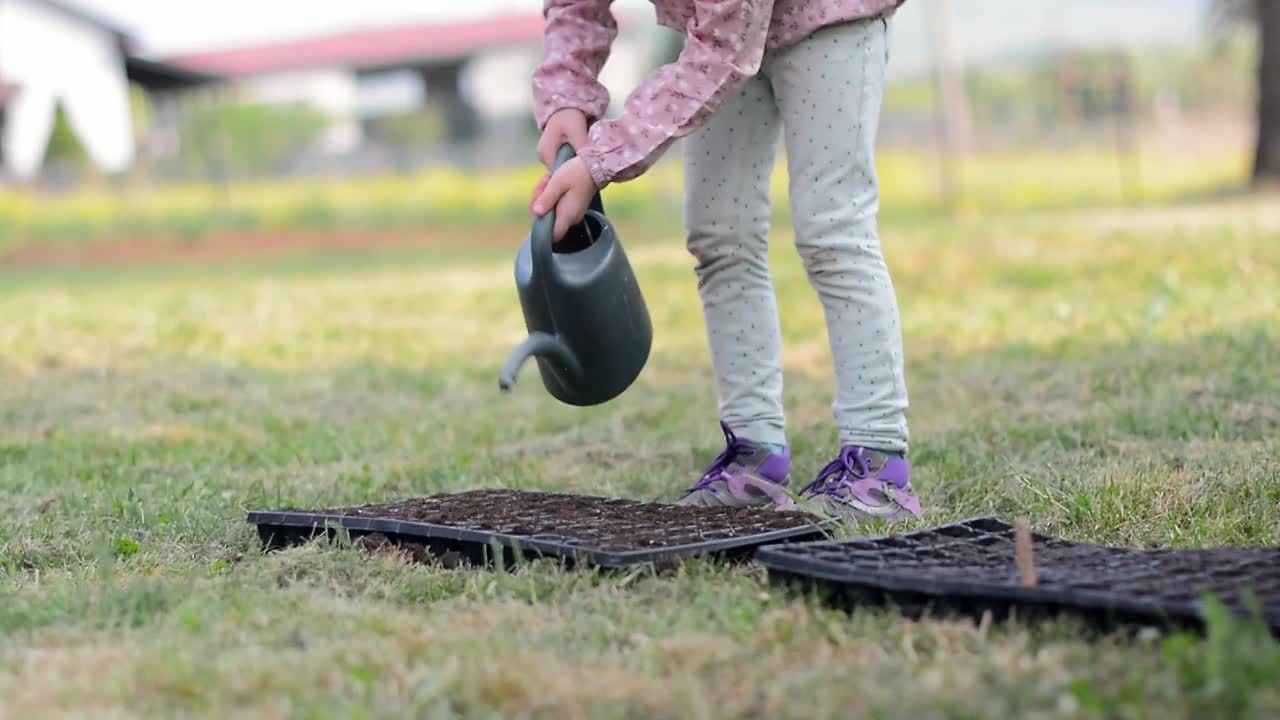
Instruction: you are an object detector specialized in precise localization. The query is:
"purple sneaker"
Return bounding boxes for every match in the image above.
[794,446,923,524]
[678,421,793,508]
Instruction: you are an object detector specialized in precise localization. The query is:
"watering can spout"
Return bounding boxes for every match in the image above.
[498,332,582,392]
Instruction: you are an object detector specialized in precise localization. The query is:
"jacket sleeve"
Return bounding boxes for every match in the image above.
[531,0,618,129]
[579,0,775,188]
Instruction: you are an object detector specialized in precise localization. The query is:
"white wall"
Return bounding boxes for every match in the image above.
[354,69,424,118]
[463,45,541,118]
[228,8,657,153]
[464,5,658,122]
[0,0,136,178]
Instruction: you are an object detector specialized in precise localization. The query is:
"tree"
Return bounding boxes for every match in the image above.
[182,101,329,180]
[40,102,93,189]
[42,102,90,169]
[1255,0,1279,185]
[1215,0,1279,186]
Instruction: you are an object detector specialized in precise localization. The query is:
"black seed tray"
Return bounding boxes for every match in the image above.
[249,489,825,569]
[756,517,1280,631]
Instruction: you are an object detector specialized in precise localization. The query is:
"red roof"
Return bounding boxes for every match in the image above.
[167,15,545,77]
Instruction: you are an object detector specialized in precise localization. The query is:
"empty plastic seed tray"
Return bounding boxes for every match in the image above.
[755,517,1280,631]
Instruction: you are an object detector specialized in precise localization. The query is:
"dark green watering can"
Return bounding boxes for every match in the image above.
[498,144,652,406]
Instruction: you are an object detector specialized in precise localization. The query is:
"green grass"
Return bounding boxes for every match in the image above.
[1,194,1279,718]
[0,145,1252,252]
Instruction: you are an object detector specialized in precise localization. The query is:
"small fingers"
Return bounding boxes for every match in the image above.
[552,187,593,241]
[529,173,551,214]
[566,125,590,154]
[532,173,566,217]
[537,135,557,168]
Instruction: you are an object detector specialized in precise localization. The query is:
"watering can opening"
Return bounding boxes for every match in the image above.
[554,212,603,255]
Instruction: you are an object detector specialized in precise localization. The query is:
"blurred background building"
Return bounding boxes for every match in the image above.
[0,0,659,185]
[0,0,138,179]
[0,0,1275,191]
[0,0,216,184]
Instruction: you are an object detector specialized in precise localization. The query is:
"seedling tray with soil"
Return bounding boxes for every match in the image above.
[755,517,1280,632]
[249,489,825,569]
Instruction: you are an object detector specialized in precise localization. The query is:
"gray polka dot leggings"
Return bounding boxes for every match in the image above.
[684,16,909,454]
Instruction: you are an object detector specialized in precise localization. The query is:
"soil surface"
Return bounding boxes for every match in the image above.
[306,489,817,553]
[771,519,1280,624]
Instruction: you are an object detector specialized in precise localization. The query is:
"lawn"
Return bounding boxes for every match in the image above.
[0,146,1251,253]
[1,188,1278,718]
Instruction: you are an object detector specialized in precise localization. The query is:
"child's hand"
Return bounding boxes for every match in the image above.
[530,157,597,241]
[537,108,590,168]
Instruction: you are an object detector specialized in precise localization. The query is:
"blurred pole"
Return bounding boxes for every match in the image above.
[1043,3,1063,145]
[657,28,684,66]
[197,87,232,211]
[923,0,972,210]
[656,29,687,208]
[1111,52,1143,205]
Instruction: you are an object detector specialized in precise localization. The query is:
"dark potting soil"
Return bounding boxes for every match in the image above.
[756,518,1280,629]
[303,489,817,553]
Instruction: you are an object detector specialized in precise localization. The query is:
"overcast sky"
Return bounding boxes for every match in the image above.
[85,0,1214,76]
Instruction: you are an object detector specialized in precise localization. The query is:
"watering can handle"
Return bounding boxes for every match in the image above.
[531,144,606,281]
[548,144,605,215]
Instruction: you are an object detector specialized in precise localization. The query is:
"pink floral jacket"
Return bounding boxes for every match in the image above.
[532,0,904,188]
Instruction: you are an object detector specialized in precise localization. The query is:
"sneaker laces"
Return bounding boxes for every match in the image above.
[682,421,755,496]
[799,446,872,498]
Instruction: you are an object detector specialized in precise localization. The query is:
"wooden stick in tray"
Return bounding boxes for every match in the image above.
[1014,517,1038,588]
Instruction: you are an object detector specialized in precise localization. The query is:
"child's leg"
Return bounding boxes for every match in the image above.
[684,74,786,446]
[765,17,910,455]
